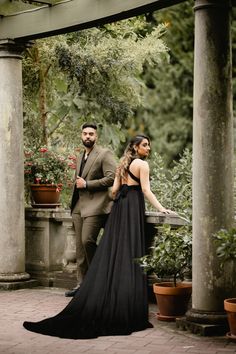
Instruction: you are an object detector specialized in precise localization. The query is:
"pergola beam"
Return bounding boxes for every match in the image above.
[22,0,53,5]
[0,0,186,41]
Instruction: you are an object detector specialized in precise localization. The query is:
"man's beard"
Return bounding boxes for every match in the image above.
[82,139,95,148]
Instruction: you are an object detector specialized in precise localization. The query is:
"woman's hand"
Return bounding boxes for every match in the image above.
[159,208,178,216]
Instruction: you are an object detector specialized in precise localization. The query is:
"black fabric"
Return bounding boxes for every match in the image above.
[128,169,140,184]
[23,184,153,339]
[70,152,87,212]
[79,151,87,176]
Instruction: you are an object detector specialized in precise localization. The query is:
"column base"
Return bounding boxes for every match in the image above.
[175,308,229,336]
[0,272,30,282]
[27,270,77,289]
[0,279,39,290]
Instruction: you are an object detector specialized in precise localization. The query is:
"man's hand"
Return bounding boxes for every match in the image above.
[76,176,87,189]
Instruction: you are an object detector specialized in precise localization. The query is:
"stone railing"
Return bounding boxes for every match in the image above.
[25,207,188,288]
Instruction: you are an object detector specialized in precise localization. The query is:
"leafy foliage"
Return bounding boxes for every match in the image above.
[138,224,192,286]
[212,228,236,267]
[138,149,192,286]
[24,147,75,185]
[134,2,194,165]
[23,19,169,152]
[149,148,192,221]
[24,146,76,207]
[23,37,75,149]
[23,5,236,168]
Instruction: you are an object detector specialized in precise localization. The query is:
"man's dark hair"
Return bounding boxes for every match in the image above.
[82,123,97,130]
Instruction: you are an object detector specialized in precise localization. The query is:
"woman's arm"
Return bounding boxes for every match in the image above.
[111,173,121,199]
[139,161,172,213]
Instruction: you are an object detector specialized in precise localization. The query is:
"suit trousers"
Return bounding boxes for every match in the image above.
[72,212,108,285]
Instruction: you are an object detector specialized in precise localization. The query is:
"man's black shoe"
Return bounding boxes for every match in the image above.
[65,285,80,297]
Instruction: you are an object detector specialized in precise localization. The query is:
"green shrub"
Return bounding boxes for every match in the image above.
[138,224,192,286]
[149,148,192,221]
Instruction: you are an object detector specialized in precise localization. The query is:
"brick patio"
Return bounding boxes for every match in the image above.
[1,287,236,354]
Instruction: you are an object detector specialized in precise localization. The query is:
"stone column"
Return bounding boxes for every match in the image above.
[0,40,30,287]
[187,0,234,326]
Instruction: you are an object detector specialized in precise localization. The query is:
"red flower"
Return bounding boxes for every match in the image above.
[24,146,74,186]
[39,147,48,153]
[68,155,77,161]
[68,162,76,170]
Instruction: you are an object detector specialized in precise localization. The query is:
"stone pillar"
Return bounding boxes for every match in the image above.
[187,0,234,326]
[63,221,77,272]
[25,208,77,288]
[0,40,30,288]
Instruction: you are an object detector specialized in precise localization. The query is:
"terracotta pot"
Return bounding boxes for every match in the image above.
[30,184,61,207]
[224,298,236,337]
[153,282,192,321]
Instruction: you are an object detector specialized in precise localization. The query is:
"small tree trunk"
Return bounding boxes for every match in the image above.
[39,67,47,146]
[35,45,48,146]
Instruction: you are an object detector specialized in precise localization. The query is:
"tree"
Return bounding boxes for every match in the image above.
[135,1,194,165]
[23,37,69,148]
[139,1,236,164]
[23,19,169,152]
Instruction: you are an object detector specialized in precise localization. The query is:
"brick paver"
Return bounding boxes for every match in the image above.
[0,287,236,354]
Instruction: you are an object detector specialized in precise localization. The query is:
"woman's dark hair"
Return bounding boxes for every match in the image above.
[128,134,150,147]
[117,134,150,179]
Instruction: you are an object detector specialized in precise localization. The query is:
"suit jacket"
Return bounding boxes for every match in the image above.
[71,144,116,217]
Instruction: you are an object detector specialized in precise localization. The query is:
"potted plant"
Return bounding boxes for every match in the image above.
[139,224,192,321]
[24,146,76,207]
[212,228,236,339]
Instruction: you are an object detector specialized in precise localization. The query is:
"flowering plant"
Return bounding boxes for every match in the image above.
[24,147,76,186]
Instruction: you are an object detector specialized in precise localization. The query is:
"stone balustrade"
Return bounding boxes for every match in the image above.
[25,207,188,289]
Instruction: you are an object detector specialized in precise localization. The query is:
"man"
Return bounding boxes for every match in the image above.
[65,122,117,297]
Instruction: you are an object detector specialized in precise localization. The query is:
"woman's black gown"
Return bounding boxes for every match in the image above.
[23,176,153,339]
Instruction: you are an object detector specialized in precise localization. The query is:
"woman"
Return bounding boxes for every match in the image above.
[23,134,174,339]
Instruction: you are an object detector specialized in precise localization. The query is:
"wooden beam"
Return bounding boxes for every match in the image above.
[0,0,186,41]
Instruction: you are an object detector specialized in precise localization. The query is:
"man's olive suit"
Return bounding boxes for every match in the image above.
[71,144,116,284]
